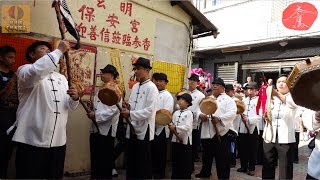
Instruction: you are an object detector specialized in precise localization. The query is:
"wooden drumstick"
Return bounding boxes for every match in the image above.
[240,114,250,133]
[116,104,136,135]
[53,2,102,134]
[210,115,221,142]
[80,100,100,134]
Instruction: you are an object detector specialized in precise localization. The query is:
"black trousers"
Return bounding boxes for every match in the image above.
[171,142,192,179]
[200,134,230,179]
[126,127,152,179]
[0,108,16,178]
[0,133,13,178]
[262,141,294,179]
[227,130,237,166]
[257,130,264,164]
[15,142,66,179]
[192,128,200,170]
[239,128,258,171]
[151,129,167,178]
[292,132,300,162]
[113,118,127,169]
[90,131,114,179]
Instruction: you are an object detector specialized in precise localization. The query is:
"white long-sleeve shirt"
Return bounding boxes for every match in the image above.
[188,89,205,129]
[90,88,120,137]
[155,89,174,138]
[12,49,79,148]
[200,93,237,139]
[171,109,193,145]
[239,96,262,134]
[126,79,159,140]
[263,93,298,143]
[301,109,320,179]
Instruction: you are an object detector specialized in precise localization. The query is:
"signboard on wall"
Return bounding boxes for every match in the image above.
[70,0,154,54]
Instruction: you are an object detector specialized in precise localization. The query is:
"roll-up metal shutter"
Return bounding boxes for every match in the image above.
[216,62,237,84]
[242,58,306,72]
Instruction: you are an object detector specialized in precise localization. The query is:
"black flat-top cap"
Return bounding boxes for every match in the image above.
[188,74,200,82]
[177,93,193,106]
[100,64,118,77]
[225,84,234,91]
[152,72,168,82]
[212,77,225,87]
[132,57,152,69]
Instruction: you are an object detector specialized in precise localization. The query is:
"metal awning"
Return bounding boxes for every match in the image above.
[171,1,219,39]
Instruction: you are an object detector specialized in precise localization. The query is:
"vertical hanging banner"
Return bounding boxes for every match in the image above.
[59,42,97,101]
[110,49,125,91]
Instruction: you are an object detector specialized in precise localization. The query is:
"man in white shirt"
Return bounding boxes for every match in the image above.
[86,64,120,179]
[120,57,159,179]
[187,74,205,171]
[196,77,237,179]
[262,75,298,179]
[225,84,240,168]
[302,110,320,180]
[151,72,174,179]
[237,82,261,176]
[12,40,79,179]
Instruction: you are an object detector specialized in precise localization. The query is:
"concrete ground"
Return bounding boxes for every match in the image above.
[64,139,312,180]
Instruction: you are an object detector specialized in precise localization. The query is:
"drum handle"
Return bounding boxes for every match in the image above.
[240,114,251,133]
[169,122,183,143]
[80,100,100,134]
[116,104,136,135]
[210,115,221,142]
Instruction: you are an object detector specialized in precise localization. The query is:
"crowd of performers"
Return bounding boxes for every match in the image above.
[0,41,320,179]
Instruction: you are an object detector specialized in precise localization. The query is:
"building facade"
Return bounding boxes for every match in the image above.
[193,0,320,85]
[0,0,217,175]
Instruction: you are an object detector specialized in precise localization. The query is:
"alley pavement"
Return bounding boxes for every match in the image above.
[64,139,312,180]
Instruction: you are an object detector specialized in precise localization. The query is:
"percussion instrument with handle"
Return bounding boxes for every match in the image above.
[155,109,182,142]
[235,98,250,133]
[199,96,220,141]
[98,81,136,135]
[287,56,320,111]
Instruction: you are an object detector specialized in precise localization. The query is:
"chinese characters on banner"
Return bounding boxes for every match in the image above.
[59,42,97,101]
[75,0,152,53]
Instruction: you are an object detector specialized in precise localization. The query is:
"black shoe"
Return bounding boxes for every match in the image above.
[237,167,247,173]
[153,175,165,179]
[195,173,211,178]
[247,170,255,176]
[112,168,118,177]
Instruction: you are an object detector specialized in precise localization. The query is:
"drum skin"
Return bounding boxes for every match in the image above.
[235,99,245,114]
[199,96,217,115]
[287,56,320,111]
[155,109,172,126]
[98,82,122,106]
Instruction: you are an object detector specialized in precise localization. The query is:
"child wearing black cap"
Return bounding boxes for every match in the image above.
[169,93,193,179]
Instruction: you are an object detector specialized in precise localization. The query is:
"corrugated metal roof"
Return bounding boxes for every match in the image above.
[171,1,219,38]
